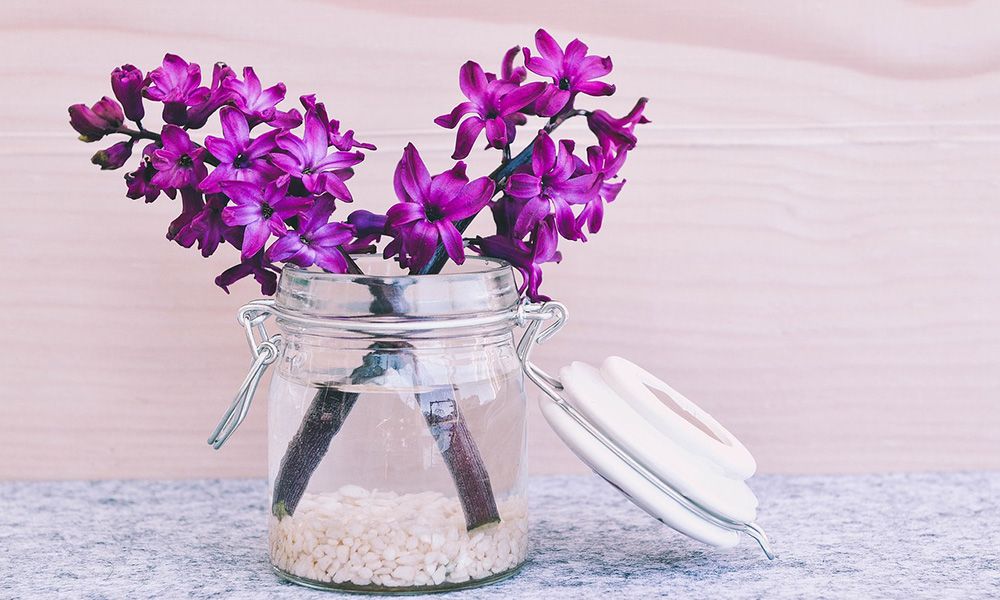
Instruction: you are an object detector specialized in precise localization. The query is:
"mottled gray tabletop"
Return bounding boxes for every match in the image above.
[0,472,997,599]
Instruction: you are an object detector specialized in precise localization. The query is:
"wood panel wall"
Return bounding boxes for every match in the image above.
[2,0,999,479]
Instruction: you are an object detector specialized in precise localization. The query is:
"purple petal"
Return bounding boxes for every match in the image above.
[314,150,364,171]
[506,173,542,199]
[575,55,614,80]
[399,143,431,201]
[532,132,556,175]
[459,61,488,104]
[220,180,261,205]
[443,176,494,220]
[564,39,589,67]
[534,29,564,62]
[304,111,329,164]
[267,233,309,265]
[535,87,571,117]
[219,107,250,146]
[428,162,469,203]
[314,246,349,273]
[434,102,477,129]
[575,81,616,97]
[386,202,426,228]
[406,220,440,269]
[437,221,465,264]
[204,137,238,163]
[498,82,546,116]
[451,117,485,160]
[484,117,508,148]
[275,132,309,167]
[241,221,271,257]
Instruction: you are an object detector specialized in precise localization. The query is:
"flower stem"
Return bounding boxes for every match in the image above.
[114,126,222,167]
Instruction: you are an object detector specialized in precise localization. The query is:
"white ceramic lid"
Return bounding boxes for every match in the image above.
[536,355,774,558]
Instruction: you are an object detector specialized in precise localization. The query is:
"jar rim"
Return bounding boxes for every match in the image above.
[274,256,523,326]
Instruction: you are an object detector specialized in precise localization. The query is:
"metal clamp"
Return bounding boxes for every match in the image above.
[207,300,281,449]
[516,300,775,560]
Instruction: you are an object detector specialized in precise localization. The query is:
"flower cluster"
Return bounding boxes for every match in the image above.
[71,29,648,300]
[70,54,377,294]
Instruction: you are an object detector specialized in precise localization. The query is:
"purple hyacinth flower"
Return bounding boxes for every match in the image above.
[69,97,124,142]
[199,107,280,192]
[167,187,206,243]
[91,140,133,170]
[575,146,627,238]
[151,125,208,190]
[110,64,146,122]
[271,110,365,201]
[225,67,287,124]
[221,178,311,258]
[125,143,174,203]
[505,131,600,240]
[300,95,376,152]
[523,29,615,116]
[384,143,495,269]
[186,62,237,129]
[143,54,208,126]
[215,250,280,296]
[434,61,545,160]
[587,97,650,154]
[469,215,561,302]
[267,197,355,272]
[344,209,388,254]
[173,193,233,257]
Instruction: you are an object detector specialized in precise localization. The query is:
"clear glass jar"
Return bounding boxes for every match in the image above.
[265,256,528,592]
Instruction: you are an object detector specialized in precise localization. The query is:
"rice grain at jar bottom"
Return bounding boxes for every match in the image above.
[264,257,529,593]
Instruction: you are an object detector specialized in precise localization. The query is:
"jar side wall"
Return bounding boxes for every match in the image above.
[266,330,528,590]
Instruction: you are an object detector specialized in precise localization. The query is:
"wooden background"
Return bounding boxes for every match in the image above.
[2,0,999,480]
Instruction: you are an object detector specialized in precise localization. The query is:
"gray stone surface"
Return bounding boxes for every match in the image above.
[0,472,997,599]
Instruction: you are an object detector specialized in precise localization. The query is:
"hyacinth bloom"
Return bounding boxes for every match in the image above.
[143,54,208,125]
[110,64,145,122]
[125,143,173,203]
[587,97,650,154]
[469,216,561,301]
[225,67,289,124]
[575,146,627,237]
[69,97,124,142]
[199,108,279,192]
[384,144,494,269]
[505,131,600,240]
[272,111,365,201]
[267,197,355,272]
[186,62,237,129]
[344,209,388,253]
[524,29,615,116]
[221,179,311,258]
[300,95,376,152]
[166,187,206,244]
[173,193,233,257]
[150,125,208,190]
[215,250,280,296]
[435,61,545,159]
[91,140,132,170]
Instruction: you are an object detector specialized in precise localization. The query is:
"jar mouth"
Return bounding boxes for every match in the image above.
[275,256,522,323]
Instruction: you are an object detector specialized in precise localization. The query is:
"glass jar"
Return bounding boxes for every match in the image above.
[264,256,528,592]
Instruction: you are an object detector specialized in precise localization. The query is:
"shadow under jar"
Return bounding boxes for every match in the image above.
[266,257,528,593]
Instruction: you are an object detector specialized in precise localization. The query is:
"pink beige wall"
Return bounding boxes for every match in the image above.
[2,1,999,480]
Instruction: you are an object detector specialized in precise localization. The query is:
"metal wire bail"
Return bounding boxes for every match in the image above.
[207,300,281,449]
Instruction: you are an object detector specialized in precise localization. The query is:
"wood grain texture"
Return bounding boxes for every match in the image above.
[1,0,999,480]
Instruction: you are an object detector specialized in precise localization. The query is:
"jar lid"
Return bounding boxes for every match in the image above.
[518,303,774,559]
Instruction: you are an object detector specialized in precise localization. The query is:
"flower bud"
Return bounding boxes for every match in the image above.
[91,141,133,170]
[91,96,125,128]
[111,64,146,122]
[68,103,108,142]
